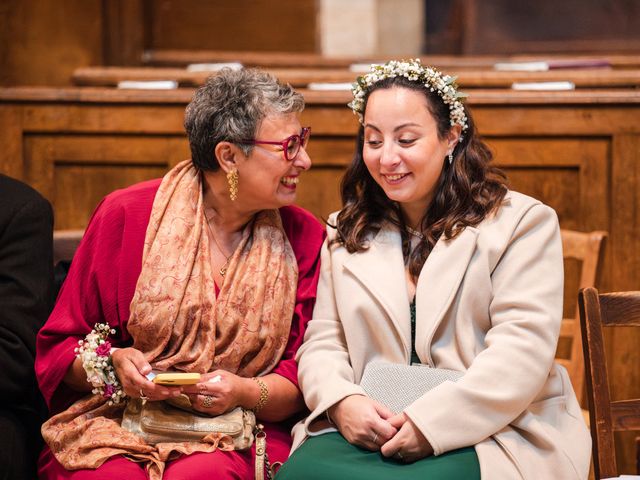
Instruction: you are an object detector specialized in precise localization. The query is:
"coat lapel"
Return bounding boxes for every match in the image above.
[415,226,479,365]
[343,227,411,358]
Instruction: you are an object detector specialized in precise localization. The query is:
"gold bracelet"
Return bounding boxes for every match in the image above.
[251,377,268,413]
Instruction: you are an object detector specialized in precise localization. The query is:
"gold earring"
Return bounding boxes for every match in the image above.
[227,169,238,201]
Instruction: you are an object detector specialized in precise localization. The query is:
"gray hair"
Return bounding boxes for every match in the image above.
[184,68,305,171]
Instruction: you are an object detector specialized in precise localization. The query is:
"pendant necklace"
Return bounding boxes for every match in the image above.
[405,225,425,240]
[206,217,232,277]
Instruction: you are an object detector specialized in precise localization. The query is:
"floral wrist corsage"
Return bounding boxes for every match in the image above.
[74,323,126,405]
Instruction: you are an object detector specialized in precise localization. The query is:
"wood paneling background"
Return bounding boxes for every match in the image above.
[5,0,640,86]
[0,0,103,86]
[425,0,640,55]
[0,0,318,86]
[147,0,317,52]
[69,65,640,89]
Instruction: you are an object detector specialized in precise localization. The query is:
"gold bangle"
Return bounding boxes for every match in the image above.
[251,377,268,413]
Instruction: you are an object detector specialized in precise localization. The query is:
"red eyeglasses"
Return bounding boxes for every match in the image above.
[241,127,311,162]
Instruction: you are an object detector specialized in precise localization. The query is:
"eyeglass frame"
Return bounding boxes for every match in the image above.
[239,127,311,162]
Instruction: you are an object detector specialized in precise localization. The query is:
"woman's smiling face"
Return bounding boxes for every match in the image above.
[235,112,311,211]
[362,86,459,224]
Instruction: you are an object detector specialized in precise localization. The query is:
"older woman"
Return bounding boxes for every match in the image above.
[278,60,591,479]
[35,69,324,480]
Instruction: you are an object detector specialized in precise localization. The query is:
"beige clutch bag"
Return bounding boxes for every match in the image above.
[121,395,255,449]
[360,361,464,414]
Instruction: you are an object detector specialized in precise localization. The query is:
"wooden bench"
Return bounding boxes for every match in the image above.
[142,50,640,70]
[71,65,640,89]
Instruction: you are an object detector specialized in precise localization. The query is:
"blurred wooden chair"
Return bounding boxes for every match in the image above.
[558,229,607,406]
[578,287,640,479]
[53,229,84,265]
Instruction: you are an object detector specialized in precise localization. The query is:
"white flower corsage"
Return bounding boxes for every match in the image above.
[74,323,126,405]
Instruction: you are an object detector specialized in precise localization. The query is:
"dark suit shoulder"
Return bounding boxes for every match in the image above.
[0,175,52,232]
[0,174,50,210]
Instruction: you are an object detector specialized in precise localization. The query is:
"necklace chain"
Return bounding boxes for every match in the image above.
[205,216,232,277]
[405,225,425,239]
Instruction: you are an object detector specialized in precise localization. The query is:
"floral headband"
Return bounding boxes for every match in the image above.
[348,59,469,134]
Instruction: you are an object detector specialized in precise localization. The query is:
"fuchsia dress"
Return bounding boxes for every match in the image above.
[35,179,324,479]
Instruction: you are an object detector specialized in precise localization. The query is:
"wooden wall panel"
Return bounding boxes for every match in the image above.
[147,0,317,52]
[0,0,103,86]
[426,0,640,55]
[102,0,146,66]
[609,133,640,472]
[0,106,23,177]
[296,168,344,222]
[53,165,167,229]
[23,135,189,228]
[0,0,319,85]
[305,137,356,167]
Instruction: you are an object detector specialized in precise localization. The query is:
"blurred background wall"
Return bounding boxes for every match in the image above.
[3,0,639,86]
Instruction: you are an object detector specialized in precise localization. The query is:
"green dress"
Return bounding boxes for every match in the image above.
[276,299,481,480]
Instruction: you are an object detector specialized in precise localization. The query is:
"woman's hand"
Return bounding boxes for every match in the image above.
[181,370,249,416]
[328,395,398,451]
[380,412,434,463]
[111,347,181,401]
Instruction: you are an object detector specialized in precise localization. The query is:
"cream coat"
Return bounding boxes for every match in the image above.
[293,191,591,480]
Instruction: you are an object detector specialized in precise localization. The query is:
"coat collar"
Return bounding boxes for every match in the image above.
[343,226,411,357]
[343,224,479,363]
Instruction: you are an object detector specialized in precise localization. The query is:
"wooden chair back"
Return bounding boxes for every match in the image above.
[578,287,640,478]
[53,229,84,265]
[558,229,607,405]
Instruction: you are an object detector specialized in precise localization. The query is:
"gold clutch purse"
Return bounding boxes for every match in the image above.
[121,395,255,449]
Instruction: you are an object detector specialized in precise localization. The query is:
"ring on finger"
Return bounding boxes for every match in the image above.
[371,432,378,444]
[396,451,404,460]
[139,388,149,402]
[202,394,215,408]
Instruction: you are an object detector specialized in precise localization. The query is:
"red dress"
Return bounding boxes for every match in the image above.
[35,178,325,479]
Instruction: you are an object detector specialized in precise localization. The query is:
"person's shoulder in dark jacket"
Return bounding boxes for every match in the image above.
[0,174,53,227]
[0,174,53,480]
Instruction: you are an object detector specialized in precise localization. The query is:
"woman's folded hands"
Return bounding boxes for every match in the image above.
[328,394,434,462]
[328,394,397,451]
[379,412,434,463]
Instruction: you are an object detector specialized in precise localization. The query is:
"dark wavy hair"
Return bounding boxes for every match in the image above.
[334,75,509,280]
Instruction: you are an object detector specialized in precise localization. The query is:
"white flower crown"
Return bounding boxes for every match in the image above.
[348,59,469,134]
